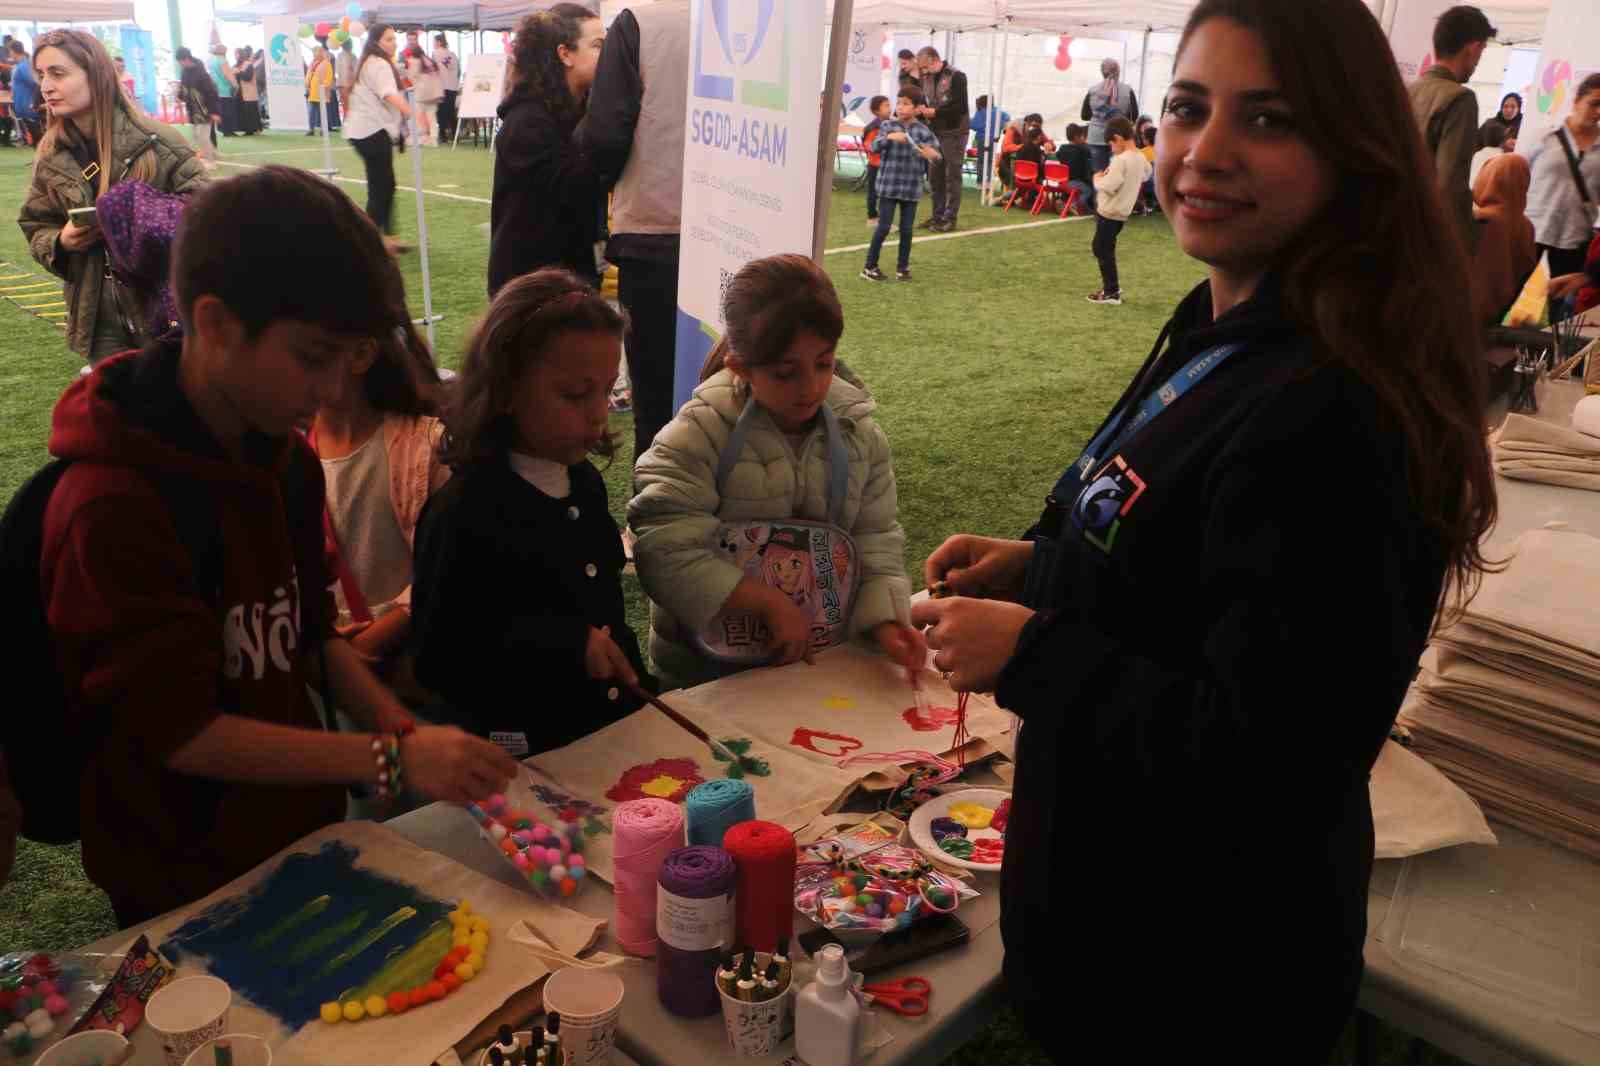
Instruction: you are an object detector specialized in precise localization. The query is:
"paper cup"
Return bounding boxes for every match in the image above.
[717,957,787,1058]
[477,1032,536,1066]
[147,976,231,1066]
[183,1035,272,1066]
[34,1030,129,1066]
[543,967,624,1066]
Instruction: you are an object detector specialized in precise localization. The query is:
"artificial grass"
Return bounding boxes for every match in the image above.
[0,132,1466,1065]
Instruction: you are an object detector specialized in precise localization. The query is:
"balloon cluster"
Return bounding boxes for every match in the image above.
[301,5,366,44]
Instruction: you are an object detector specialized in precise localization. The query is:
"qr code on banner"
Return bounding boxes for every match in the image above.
[719,268,735,307]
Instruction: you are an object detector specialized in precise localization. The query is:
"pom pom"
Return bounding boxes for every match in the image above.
[320,1002,343,1024]
[465,952,485,971]
[441,974,462,993]
[457,901,473,915]
[569,853,585,867]
[365,995,387,1018]
[34,983,55,1000]
[425,981,447,1002]
[43,996,67,1016]
[488,823,507,841]
[448,910,468,927]
[549,864,568,882]
[530,869,549,886]
[408,987,429,1008]
[468,932,489,953]
[468,916,489,934]
[559,877,577,897]
[455,962,476,982]
[570,866,587,880]
[387,992,410,1015]
[865,903,884,918]
[25,1018,50,1040]
[513,852,532,871]
[342,1000,365,1022]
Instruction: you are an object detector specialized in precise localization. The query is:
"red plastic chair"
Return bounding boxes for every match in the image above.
[1005,160,1041,213]
[1037,161,1079,218]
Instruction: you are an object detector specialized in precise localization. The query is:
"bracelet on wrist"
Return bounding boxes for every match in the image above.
[372,732,405,802]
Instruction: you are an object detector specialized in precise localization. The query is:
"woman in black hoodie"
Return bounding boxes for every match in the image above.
[488,5,605,297]
[912,0,1497,1060]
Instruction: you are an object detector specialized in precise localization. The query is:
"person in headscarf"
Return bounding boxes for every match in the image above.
[1469,152,1537,327]
[1478,92,1521,149]
[1080,57,1138,173]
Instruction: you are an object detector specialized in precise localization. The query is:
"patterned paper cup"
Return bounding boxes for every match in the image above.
[543,967,625,1066]
[146,976,231,1066]
[184,1034,272,1066]
[718,966,787,1058]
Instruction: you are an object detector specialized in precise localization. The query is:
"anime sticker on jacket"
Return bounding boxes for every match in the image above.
[696,521,861,665]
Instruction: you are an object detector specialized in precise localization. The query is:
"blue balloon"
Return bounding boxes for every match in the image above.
[345,2,363,20]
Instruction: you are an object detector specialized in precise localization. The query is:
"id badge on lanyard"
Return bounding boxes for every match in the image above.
[1023,342,1244,605]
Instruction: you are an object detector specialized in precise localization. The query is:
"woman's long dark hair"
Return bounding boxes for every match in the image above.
[505,3,596,122]
[1175,0,1496,617]
[439,268,623,469]
[357,22,403,90]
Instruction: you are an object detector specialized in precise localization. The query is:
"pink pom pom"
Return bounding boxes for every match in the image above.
[531,846,550,865]
[34,983,55,1000]
[512,852,532,870]
[486,794,507,813]
[570,854,585,867]
[44,995,68,1016]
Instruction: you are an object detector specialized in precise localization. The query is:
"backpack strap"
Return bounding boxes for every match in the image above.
[1555,127,1594,207]
[715,395,849,526]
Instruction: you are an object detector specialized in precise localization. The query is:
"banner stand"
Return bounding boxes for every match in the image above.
[405,90,443,347]
[453,52,508,151]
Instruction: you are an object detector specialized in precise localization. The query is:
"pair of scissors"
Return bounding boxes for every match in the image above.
[861,976,932,1016]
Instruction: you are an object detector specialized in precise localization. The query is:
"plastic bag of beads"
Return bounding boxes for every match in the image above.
[0,951,109,1062]
[467,794,591,902]
[794,835,976,943]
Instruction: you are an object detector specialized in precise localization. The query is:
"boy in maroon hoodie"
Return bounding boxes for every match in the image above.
[39,166,517,926]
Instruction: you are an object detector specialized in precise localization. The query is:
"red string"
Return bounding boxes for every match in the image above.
[951,692,971,769]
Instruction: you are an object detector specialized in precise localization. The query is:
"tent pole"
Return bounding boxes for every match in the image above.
[814,0,855,262]
[982,22,999,205]
[166,0,183,50]
[405,89,441,347]
[992,24,1010,205]
[1136,27,1150,118]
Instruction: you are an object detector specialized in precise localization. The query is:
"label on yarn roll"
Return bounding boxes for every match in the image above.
[656,888,733,952]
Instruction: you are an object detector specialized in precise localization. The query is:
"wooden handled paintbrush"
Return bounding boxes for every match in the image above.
[625,680,763,775]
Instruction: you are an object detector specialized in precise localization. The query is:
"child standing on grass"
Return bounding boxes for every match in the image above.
[860,86,942,282]
[1088,116,1151,306]
[863,95,889,225]
[410,269,653,759]
[630,254,924,689]
[36,168,515,926]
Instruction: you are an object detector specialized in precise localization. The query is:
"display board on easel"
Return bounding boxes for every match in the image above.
[453,52,508,148]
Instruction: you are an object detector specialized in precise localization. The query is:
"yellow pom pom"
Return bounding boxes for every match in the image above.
[448,910,467,927]
[454,962,476,981]
[364,995,387,1018]
[452,930,471,947]
[320,1002,343,1025]
[457,900,473,916]
[468,916,489,934]
[465,952,484,971]
[467,932,489,953]
[343,1000,366,1022]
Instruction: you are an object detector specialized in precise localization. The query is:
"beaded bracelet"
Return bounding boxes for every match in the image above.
[372,732,406,802]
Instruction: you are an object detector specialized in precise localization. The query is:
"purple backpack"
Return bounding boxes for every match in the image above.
[97,180,186,340]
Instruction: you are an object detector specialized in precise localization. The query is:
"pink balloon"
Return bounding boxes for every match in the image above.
[349,20,366,36]
[315,21,332,36]
[1053,35,1074,72]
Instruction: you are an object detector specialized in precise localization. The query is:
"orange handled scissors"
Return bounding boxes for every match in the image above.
[862,976,931,1016]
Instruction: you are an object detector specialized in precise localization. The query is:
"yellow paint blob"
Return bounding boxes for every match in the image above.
[947,802,994,829]
[822,697,855,711]
[320,1002,343,1025]
[364,995,387,1018]
[640,774,686,798]
[342,1000,366,1022]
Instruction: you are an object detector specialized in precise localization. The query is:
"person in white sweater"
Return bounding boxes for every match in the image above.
[1088,116,1152,305]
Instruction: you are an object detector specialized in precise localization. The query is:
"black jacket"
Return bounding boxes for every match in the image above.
[920,65,968,134]
[488,92,603,296]
[1055,141,1093,184]
[180,63,221,123]
[996,278,1447,1059]
[409,458,650,756]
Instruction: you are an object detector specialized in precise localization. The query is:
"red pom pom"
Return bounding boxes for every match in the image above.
[0,990,16,1011]
[408,987,429,1008]
[441,974,462,993]
[425,981,447,1001]
[388,992,410,1015]
[559,877,577,896]
[434,963,454,980]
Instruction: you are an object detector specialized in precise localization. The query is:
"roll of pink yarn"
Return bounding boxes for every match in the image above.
[612,798,687,956]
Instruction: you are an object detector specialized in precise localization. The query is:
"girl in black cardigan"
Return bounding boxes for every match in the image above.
[411,269,650,758]
[912,0,1497,1059]
[487,4,607,297]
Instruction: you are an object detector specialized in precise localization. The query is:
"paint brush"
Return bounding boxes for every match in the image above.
[626,680,763,775]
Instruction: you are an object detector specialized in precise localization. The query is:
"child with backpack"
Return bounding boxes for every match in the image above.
[17,167,516,925]
[863,95,889,225]
[859,85,942,282]
[630,254,924,688]
[1087,116,1151,306]
[308,300,447,692]
[409,268,653,759]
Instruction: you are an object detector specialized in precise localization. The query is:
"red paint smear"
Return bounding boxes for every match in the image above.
[790,727,864,757]
[901,705,962,732]
[604,757,705,802]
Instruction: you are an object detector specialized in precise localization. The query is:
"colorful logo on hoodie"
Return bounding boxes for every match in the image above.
[1070,455,1146,554]
[692,0,790,111]
[1538,59,1572,115]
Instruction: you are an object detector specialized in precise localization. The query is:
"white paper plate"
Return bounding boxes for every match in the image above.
[908,787,1011,872]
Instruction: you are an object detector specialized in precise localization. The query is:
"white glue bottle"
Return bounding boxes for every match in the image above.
[795,944,860,1066]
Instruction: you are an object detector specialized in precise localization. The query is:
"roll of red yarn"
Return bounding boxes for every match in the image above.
[721,819,796,952]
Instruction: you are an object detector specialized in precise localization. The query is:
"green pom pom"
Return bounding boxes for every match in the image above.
[530,869,549,886]
[853,874,869,889]
[855,893,873,907]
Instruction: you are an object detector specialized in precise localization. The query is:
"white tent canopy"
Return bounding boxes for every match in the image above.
[0,0,133,20]
[215,0,566,30]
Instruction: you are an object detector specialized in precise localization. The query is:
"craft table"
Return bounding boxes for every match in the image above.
[1359,378,1600,1065]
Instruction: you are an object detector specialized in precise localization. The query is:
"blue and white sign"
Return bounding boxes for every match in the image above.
[119,27,158,115]
[673,0,827,407]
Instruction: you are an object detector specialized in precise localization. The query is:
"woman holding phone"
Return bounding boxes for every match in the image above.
[912,0,1495,1057]
[18,29,204,364]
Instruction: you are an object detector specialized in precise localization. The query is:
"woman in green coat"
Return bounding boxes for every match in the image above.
[18,30,205,364]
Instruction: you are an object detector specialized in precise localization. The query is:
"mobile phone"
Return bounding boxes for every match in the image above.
[68,206,98,226]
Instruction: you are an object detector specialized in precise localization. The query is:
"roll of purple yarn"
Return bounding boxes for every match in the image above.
[656,845,737,1017]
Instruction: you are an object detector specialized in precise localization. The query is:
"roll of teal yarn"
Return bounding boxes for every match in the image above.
[684,778,756,848]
